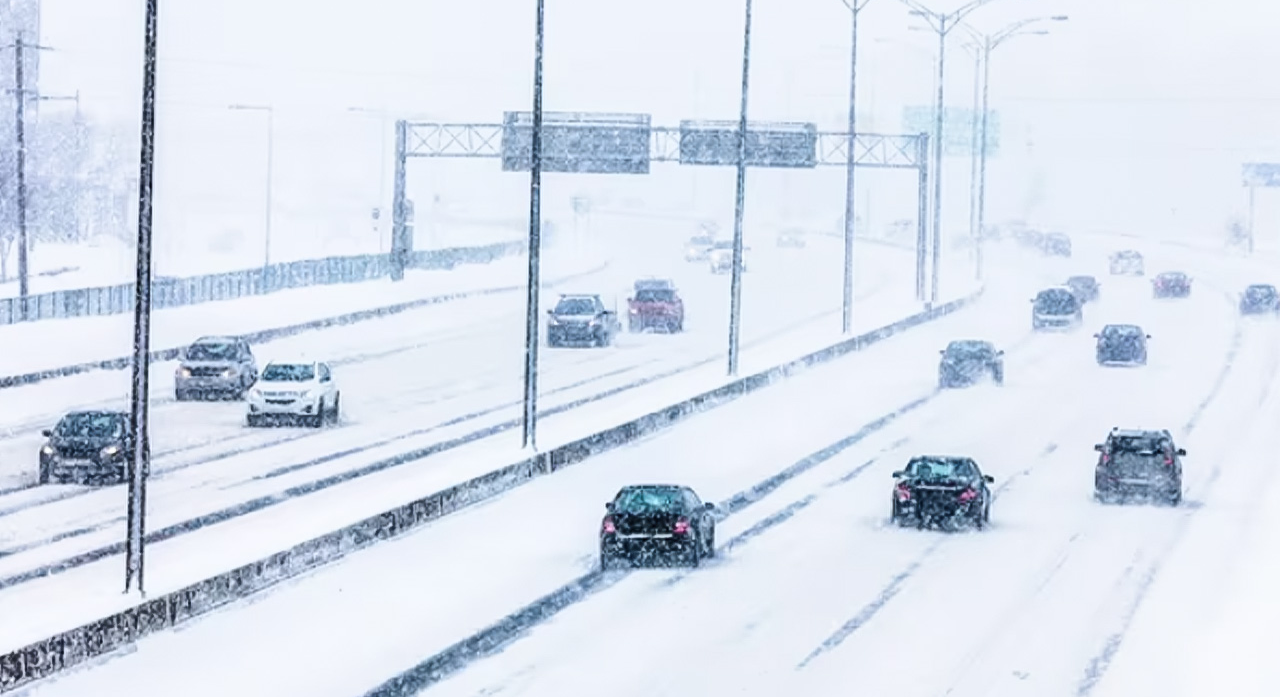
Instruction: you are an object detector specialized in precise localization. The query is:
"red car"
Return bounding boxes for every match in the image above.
[627,279,684,332]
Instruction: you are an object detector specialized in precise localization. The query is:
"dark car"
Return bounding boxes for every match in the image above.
[1031,287,1083,330]
[600,485,717,568]
[547,294,621,347]
[1109,250,1145,276]
[890,456,994,530]
[1240,284,1280,315]
[627,279,684,333]
[1042,232,1072,257]
[1095,324,1149,366]
[1065,275,1100,303]
[38,411,135,485]
[1094,428,1184,505]
[174,335,258,401]
[938,340,1004,388]
[1152,271,1191,298]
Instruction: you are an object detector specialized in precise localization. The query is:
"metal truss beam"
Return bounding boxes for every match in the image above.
[403,122,925,169]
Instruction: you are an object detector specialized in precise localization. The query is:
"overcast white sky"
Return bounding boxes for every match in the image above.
[29,0,1280,254]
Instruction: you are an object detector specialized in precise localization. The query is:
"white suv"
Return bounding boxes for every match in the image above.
[246,360,341,428]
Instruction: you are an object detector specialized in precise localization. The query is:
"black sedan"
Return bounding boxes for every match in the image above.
[1240,284,1280,315]
[600,485,717,569]
[1152,271,1191,298]
[938,340,1004,388]
[891,456,994,530]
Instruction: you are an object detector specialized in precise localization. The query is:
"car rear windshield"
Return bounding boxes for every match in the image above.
[1035,291,1077,313]
[262,364,315,382]
[1102,326,1142,338]
[635,289,676,303]
[945,342,991,359]
[1110,451,1165,476]
[56,413,125,438]
[1246,286,1276,299]
[187,342,238,361]
[554,298,597,315]
[1108,435,1169,453]
[688,236,713,246]
[614,488,683,514]
[907,459,974,479]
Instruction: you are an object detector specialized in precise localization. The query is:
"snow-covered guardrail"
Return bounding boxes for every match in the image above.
[0,286,983,693]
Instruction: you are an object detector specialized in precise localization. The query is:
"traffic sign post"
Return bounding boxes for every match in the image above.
[1241,163,1280,254]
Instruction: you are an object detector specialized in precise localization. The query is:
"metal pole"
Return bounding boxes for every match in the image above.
[727,0,754,376]
[967,46,980,263]
[841,1,862,334]
[916,132,929,302]
[263,108,274,268]
[929,19,947,306]
[976,37,991,280]
[14,34,29,318]
[125,0,159,596]
[520,0,546,449]
[390,120,408,280]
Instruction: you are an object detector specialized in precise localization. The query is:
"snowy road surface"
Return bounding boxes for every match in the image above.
[0,228,927,654]
[8,235,1254,696]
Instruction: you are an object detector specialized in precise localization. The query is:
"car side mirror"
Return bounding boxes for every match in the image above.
[983,475,995,483]
[1176,448,1187,456]
[1093,444,1104,452]
[891,470,903,478]
[703,502,715,511]
[546,309,554,315]
[626,297,633,303]
[939,349,946,355]
[1146,334,1152,339]
[41,429,52,437]
[604,502,614,511]
[320,375,331,383]
[996,350,1005,356]
[1092,334,1100,338]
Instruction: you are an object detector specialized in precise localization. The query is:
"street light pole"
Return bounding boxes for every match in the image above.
[125,0,160,597]
[899,0,1001,306]
[840,0,871,335]
[228,104,274,269]
[520,0,546,449]
[965,42,982,271]
[727,0,755,376]
[963,15,1068,281]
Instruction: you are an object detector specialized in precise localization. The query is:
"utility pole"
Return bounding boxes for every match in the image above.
[520,0,546,449]
[125,0,160,597]
[840,0,872,335]
[726,0,755,377]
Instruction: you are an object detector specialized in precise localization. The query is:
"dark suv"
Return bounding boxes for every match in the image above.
[1095,324,1149,366]
[547,294,620,347]
[1031,287,1083,330]
[1240,284,1280,315]
[1094,428,1184,505]
[38,411,134,485]
[938,340,1004,388]
[175,336,258,400]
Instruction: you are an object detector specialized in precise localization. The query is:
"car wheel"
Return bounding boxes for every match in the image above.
[688,539,701,568]
[38,460,50,485]
[329,394,341,424]
[247,414,263,428]
[310,404,326,428]
[628,318,638,333]
[705,528,716,558]
[891,499,902,525]
[175,389,189,402]
[1168,489,1182,506]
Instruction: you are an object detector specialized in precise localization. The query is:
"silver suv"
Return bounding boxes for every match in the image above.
[175,336,259,400]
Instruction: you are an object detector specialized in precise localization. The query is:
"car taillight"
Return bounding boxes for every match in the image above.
[1164,457,1174,466]
[673,517,691,535]
[1101,454,1110,465]
[602,516,616,534]
[895,484,911,501]
[959,488,978,502]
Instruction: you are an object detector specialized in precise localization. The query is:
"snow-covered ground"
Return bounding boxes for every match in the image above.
[0,244,589,378]
[0,222,941,656]
[9,234,1271,697]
